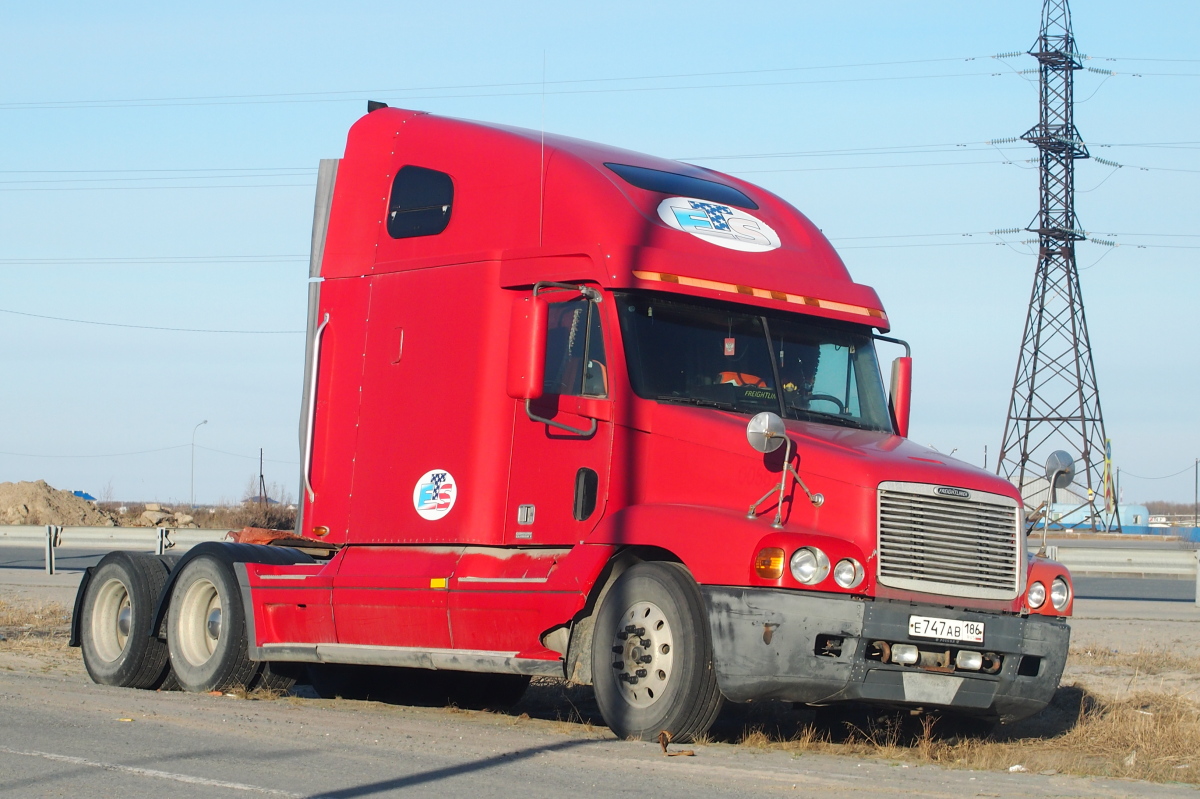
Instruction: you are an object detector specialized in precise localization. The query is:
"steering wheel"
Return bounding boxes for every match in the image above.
[807,393,847,414]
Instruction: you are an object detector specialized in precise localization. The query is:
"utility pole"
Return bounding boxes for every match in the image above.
[997,0,1118,532]
[190,420,207,508]
[258,448,267,508]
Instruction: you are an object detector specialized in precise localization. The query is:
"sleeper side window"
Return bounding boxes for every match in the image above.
[544,297,608,398]
[386,166,453,239]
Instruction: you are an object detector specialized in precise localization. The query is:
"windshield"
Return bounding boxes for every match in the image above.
[615,291,893,432]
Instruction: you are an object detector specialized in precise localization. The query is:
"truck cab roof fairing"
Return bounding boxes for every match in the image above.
[318,107,888,331]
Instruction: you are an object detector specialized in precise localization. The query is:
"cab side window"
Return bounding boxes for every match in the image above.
[386,166,453,239]
[544,297,607,397]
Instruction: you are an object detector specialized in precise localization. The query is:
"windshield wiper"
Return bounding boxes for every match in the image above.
[786,406,873,431]
[655,395,739,411]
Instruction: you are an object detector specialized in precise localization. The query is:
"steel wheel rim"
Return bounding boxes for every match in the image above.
[177,577,222,667]
[90,578,131,663]
[608,600,675,708]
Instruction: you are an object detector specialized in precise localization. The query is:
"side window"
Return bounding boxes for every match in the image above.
[386,166,453,239]
[544,297,607,397]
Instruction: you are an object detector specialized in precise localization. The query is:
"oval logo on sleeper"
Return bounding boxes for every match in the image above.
[413,469,457,520]
[656,196,781,253]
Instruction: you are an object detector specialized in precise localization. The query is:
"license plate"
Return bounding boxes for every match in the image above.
[908,615,984,644]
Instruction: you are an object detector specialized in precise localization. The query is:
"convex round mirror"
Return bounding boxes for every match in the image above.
[1044,450,1076,488]
[747,412,787,454]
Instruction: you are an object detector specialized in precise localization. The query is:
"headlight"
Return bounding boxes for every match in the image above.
[832,558,864,589]
[1050,577,1071,611]
[1027,581,1046,609]
[790,547,830,585]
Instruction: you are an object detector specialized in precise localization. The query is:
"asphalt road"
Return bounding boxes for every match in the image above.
[2,668,1194,799]
[3,545,1198,798]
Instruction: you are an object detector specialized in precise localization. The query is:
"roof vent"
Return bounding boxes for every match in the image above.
[367,101,389,113]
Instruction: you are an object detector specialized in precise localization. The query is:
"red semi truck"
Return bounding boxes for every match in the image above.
[73,105,1073,740]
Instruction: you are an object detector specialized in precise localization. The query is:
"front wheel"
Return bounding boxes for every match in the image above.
[591,562,723,741]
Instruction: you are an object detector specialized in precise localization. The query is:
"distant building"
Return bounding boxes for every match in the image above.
[243,496,280,506]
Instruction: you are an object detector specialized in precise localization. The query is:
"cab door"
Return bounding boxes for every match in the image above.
[503,289,613,546]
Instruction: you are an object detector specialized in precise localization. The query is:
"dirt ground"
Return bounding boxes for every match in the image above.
[4,594,1199,788]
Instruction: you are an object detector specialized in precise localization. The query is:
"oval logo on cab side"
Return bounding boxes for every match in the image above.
[657,196,781,253]
[413,469,456,520]
[936,486,971,499]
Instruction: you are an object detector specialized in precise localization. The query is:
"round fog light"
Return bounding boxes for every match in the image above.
[833,558,864,589]
[1050,577,1071,611]
[955,650,984,671]
[1027,580,1046,609]
[789,547,830,585]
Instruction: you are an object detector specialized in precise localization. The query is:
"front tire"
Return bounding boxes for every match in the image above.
[591,562,723,741]
[166,556,257,693]
[79,552,173,688]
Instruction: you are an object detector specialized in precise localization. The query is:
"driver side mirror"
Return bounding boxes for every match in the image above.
[506,294,548,400]
[889,356,912,438]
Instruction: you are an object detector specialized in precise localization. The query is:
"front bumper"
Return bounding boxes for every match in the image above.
[702,586,1069,721]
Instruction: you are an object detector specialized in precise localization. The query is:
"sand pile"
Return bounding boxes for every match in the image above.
[0,480,118,526]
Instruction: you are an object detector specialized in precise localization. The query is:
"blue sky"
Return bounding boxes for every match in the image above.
[0,1,1196,505]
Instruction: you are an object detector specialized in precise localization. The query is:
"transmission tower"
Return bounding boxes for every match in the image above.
[997,0,1117,531]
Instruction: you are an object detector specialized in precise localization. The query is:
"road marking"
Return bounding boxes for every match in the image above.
[0,745,303,797]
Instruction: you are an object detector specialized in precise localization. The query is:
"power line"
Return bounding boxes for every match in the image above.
[0,444,189,459]
[4,52,1193,112]
[1121,465,1196,480]
[0,71,1016,112]
[0,255,306,266]
[0,170,316,186]
[0,183,313,193]
[728,158,1031,175]
[0,56,997,111]
[196,445,298,466]
[0,167,316,174]
[0,307,304,334]
[0,442,299,465]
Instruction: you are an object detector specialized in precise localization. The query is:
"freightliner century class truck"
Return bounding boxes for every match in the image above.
[72,104,1074,741]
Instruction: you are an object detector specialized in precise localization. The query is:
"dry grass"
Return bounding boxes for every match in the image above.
[0,598,71,655]
[228,684,288,701]
[1069,645,1197,676]
[711,687,1200,785]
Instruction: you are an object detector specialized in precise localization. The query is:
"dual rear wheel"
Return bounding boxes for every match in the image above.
[79,552,291,694]
[79,552,174,689]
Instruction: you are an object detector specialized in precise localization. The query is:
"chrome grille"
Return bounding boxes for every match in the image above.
[877,482,1021,600]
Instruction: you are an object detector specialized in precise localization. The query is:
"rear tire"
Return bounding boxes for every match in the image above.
[252,661,299,692]
[591,561,723,741]
[166,556,257,693]
[79,552,173,689]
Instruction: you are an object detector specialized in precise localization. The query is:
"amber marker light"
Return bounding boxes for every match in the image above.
[754,547,785,579]
[312,526,330,538]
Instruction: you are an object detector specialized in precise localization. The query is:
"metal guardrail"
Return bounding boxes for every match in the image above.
[1036,544,1200,605]
[0,525,230,574]
[4,526,1198,604]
